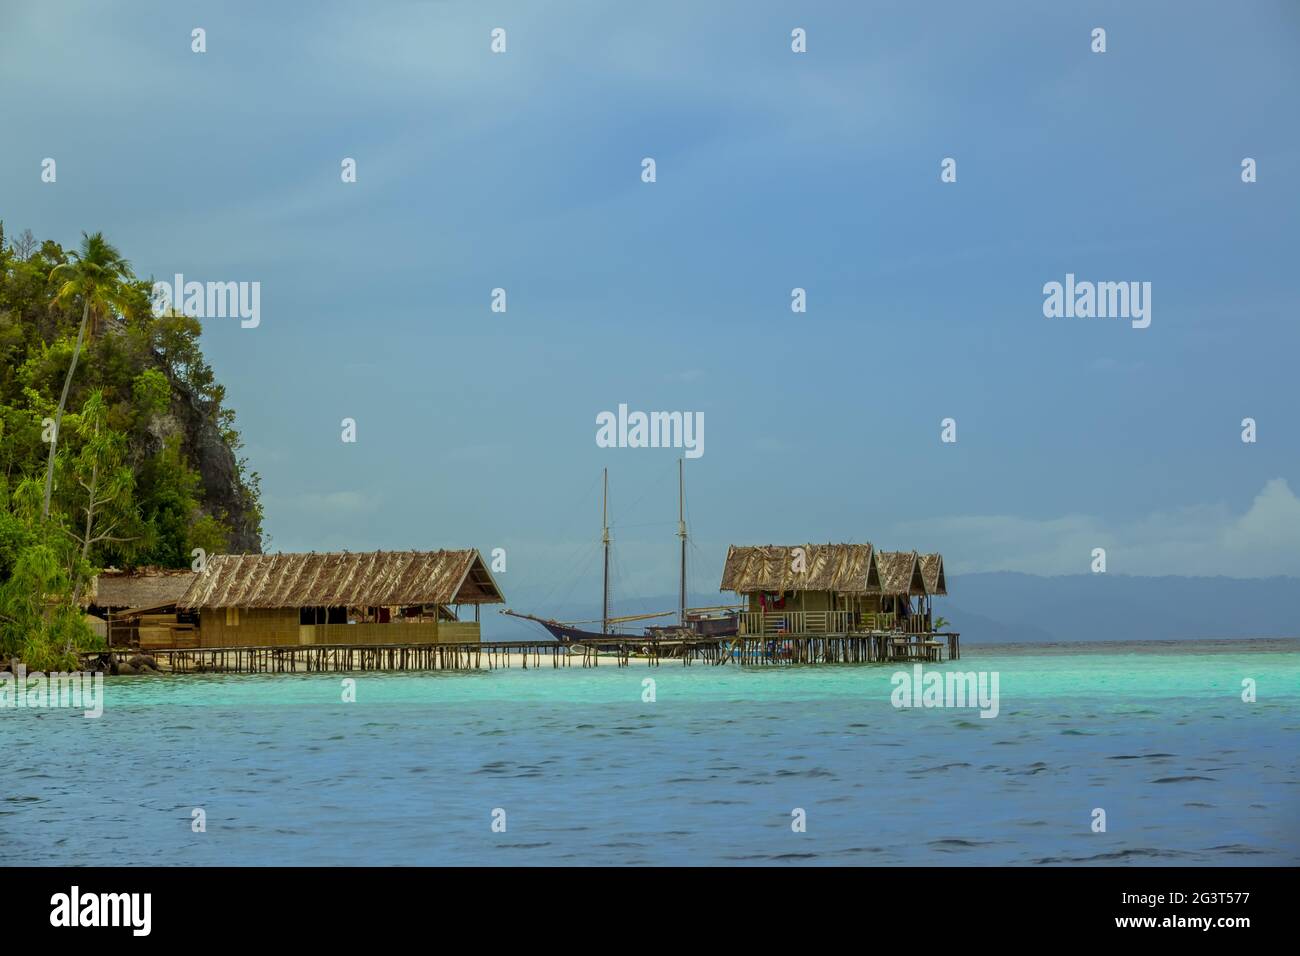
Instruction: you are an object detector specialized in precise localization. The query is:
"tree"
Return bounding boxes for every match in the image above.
[41,232,132,521]
[0,478,94,670]
[65,391,135,615]
[134,434,227,566]
[0,227,263,668]
[13,229,38,261]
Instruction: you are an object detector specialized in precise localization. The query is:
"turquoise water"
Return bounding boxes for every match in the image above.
[3,640,1297,865]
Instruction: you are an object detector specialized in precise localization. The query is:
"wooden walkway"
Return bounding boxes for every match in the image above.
[82,632,959,674]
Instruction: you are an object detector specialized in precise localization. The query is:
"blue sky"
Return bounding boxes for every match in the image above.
[3,1,1298,619]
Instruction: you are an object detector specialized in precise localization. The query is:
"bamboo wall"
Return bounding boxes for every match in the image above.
[298,621,479,645]
[437,622,480,643]
[197,611,482,648]
[199,607,300,647]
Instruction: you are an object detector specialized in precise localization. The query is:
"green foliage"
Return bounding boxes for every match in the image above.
[133,435,227,567]
[0,223,260,667]
[0,556,93,670]
[65,390,136,571]
[41,233,135,519]
[49,233,133,328]
[132,368,170,417]
[0,504,92,671]
[0,507,32,581]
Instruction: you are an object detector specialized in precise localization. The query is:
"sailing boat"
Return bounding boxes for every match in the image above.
[502,462,738,645]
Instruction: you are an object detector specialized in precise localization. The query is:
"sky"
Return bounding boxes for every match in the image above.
[2,1,1299,624]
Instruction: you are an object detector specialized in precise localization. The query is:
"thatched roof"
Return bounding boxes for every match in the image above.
[918,553,947,595]
[86,569,198,609]
[176,550,504,610]
[877,551,927,596]
[719,544,882,594]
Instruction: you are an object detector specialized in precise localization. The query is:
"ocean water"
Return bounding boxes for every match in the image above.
[3,639,1297,866]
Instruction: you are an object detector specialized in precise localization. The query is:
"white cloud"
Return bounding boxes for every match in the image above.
[892,478,1300,577]
[1223,478,1300,561]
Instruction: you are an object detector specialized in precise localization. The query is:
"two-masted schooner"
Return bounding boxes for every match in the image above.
[502,461,738,645]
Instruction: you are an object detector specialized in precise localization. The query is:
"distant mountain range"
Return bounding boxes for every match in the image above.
[945,572,1300,643]
[490,573,1300,643]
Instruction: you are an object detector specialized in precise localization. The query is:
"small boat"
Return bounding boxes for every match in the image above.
[503,461,738,645]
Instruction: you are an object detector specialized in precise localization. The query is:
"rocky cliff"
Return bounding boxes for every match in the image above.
[143,380,262,554]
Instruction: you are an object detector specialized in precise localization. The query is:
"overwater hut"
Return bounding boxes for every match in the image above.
[918,553,947,597]
[720,544,949,638]
[876,550,927,601]
[876,550,930,631]
[914,552,949,630]
[84,568,199,648]
[87,568,198,612]
[174,550,504,648]
[719,543,885,636]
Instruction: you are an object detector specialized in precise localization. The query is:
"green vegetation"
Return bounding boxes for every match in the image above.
[0,223,262,669]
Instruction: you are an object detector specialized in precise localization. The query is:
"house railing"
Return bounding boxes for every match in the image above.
[737,611,856,636]
[737,610,934,636]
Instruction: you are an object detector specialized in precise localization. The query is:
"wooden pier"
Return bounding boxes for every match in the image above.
[730,631,960,665]
[80,631,959,674]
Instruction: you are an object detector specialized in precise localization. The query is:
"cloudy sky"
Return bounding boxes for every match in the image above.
[3,1,1298,617]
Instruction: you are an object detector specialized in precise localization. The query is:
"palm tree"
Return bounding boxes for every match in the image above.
[41,232,132,520]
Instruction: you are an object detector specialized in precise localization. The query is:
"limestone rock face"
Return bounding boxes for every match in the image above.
[142,379,262,555]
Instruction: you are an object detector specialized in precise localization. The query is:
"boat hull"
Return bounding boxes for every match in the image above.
[535,621,616,644]
[538,619,737,644]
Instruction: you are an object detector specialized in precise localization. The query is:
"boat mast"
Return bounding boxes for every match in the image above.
[677,458,687,626]
[602,468,611,635]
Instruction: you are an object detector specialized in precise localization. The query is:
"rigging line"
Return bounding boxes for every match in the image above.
[616,459,685,608]
[582,459,673,626]
[609,544,628,611]
[614,456,678,530]
[499,614,541,638]
[541,543,599,618]
[688,538,714,603]
[611,540,674,621]
[606,556,624,631]
[529,533,601,610]
[609,545,654,623]
[552,469,603,537]
[682,473,706,598]
[685,536,701,584]
[682,483,731,605]
[520,469,605,608]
